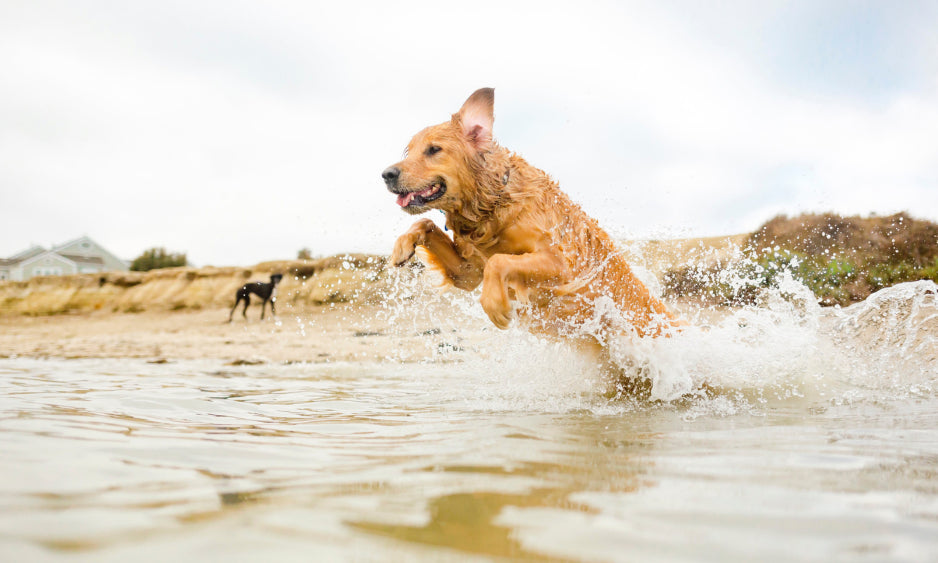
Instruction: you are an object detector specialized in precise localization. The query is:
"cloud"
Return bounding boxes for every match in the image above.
[1,1,936,265]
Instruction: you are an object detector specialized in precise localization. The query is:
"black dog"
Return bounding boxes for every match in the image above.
[228,273,283,322]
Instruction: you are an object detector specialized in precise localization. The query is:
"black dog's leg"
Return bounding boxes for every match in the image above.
[260,298,267,320]
[270,297,276,317]
[242,295,250,319]
[229,295,242,323]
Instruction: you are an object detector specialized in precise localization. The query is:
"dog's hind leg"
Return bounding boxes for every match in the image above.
[260,298,267,320]
[241,295,251,319]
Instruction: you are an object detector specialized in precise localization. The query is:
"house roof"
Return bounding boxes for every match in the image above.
[59,254,105,266]
[4,237,125,268]
[17,250,78,268]
[12,250,102,269]
[53,235,128,267]
[8,245,47,263]
[52,236,92,252]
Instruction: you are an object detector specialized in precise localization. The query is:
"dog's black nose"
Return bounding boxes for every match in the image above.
[382,166,401,188]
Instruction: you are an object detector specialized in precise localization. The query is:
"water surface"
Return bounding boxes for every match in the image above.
[1,282,937,562]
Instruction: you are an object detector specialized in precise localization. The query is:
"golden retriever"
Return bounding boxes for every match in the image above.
[382,88,684,353]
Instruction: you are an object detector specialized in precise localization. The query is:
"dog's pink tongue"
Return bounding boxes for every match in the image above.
[397,192,415,207]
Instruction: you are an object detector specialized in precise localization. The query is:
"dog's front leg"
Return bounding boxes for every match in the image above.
[480,251,567,329]
[391,218,483,290]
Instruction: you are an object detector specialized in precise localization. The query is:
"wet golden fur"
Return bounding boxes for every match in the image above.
[385,88,683,345]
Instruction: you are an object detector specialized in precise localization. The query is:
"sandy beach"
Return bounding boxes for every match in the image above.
[0,237,744,365]
[0,301,495,365]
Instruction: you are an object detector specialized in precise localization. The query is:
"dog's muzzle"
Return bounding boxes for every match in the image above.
[382,165,447,211]
[382,166,402,192]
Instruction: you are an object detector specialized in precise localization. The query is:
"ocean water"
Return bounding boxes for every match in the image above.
[1,281,937,562]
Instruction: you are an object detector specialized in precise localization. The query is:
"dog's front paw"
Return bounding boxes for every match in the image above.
[480,293,512,330]
[390,219,435,266]
[390,233,418,266]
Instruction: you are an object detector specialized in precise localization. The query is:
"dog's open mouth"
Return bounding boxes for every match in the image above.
[396,180,446,209]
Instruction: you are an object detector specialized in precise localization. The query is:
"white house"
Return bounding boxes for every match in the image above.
[0,236,129,281]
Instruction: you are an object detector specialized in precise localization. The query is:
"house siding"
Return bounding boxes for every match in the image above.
[54,237,128,272]
[21,253,77,279]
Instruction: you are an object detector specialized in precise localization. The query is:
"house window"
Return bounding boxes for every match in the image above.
[35,267,63,276]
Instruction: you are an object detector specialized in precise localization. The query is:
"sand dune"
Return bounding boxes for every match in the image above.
[0,238,743,362]
[0,236,747,319]
[0,255,388,317]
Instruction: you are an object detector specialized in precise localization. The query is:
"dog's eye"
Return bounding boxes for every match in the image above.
[424,145,442,157]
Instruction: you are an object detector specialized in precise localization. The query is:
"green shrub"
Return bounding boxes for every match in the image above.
[864,262,917,291]
[918,257,938,282]
[130,247,188,271]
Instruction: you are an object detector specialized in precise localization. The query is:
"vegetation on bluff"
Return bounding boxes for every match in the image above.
[130,247,188,272]
[664,212,938,306]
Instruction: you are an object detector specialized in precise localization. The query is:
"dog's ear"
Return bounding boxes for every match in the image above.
[455,87,494,151]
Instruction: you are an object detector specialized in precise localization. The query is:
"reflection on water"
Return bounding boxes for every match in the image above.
[1,349,937,562]
[352,489,580,559]
[350,451,642,560]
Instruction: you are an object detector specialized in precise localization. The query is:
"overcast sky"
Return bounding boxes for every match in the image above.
[2,1,936,266]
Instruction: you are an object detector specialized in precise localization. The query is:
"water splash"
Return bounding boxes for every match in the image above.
[828,280,938,398]
[603,273,937,410]
[376,254,938,415]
